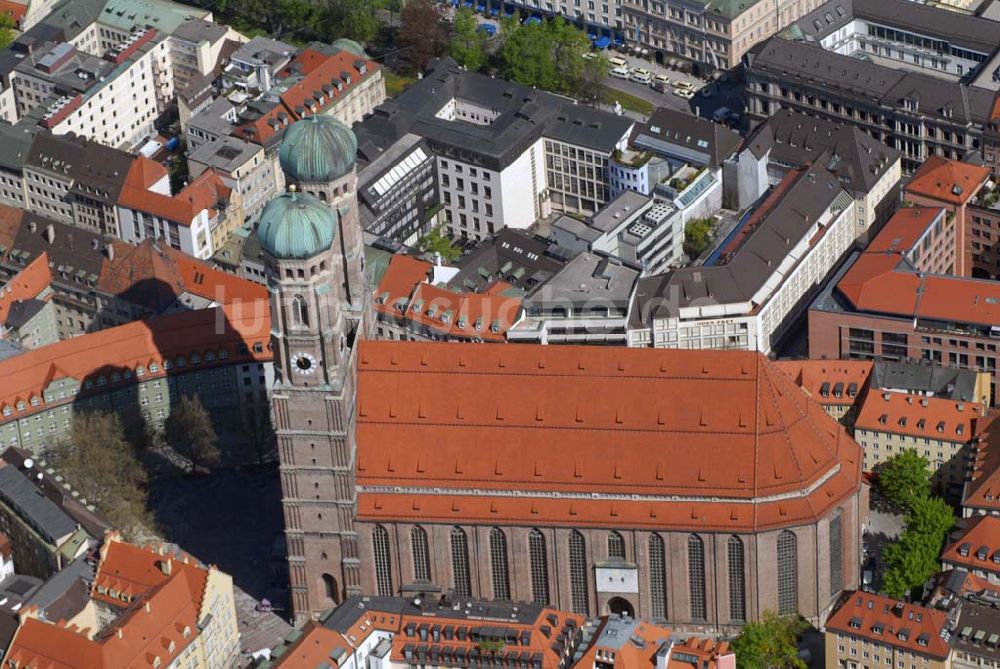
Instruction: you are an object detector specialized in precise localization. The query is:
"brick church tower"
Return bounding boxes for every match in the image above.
[259,115,367,624]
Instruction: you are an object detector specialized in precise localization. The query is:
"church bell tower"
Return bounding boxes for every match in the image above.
[261,115,367,624]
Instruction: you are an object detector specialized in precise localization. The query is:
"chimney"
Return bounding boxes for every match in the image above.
[160,558,172,576]
[105,243,114,262]
[44,224,55,244]
[116,628,123,639]
[28,220,36,233]
[144,601,150,614]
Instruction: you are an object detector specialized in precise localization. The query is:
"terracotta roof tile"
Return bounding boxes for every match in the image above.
[904,156,990,205]
[118,161,230,226]
[836,208,1000,326]
[826,591,950,660]
[6,538,213,668]
[964,414,1000,513]
[0,304,270,421]
[97,239,266,309]
[774,359,873,407]
[355,342,862,531]
[942,516,1000,577]
[0,252,52,324]
[855,391,985,443]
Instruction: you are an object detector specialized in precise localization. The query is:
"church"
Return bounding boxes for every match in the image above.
[256,115,866,633]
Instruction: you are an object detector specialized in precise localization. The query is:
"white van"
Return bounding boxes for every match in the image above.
[610,66,630,80]
[608,55,628,68]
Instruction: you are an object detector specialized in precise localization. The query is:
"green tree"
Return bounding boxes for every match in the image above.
[450,8,486,72]
[683,217,715,258]
[877,449,931,512]
[51,412,154,541]
[417,225,462,263]
[0,15,14,50]
[731,611,807,669]
[578,52,609,103]
[882,496,954,598]
[500,16,554,90]
[165,395,221,471]
[323,0,379,44]
[549,17,588,96]
[398,0,447,71]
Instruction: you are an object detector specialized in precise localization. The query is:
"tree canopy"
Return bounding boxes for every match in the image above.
[498,16,604,100]
[165,395,221,472]
[877,449,931,512]
[450,8,487,72]
[398,0,448,72]
[0,15,14,51]
[683,217,715,259]
[417,225,463,263]
[51,412,155,541]
[731,611,807,669]
[882,495,954,599]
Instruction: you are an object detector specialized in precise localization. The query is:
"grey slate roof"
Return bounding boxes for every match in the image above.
[172,17,228,44]
[0,466,77,546]
[854,0,1000,55]
[355,58,631,171]
[630,164,851,326]
[187,135,260,173]
[872,361,982,402]
[0,121,41,172]
[4,299,47,329]
[525,251,639,312]
[588,191,651,233]
[632,108,741,168]
[27,132,134,203]
[9,213,105,282]
[748,37,997,126]
[749,109,899,193]
[447,229,567,293]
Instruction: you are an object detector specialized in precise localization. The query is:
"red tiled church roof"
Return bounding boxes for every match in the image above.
[355,342,862,532]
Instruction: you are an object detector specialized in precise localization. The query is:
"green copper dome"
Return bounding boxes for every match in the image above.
[279,115,358,184]
[332,38,367,58]
[257,190,336,259]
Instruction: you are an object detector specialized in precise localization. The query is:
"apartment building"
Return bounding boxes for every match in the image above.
[621,0,827,72]
[188,135,278,225]
[507,251,641,345]
[0,463,93,579]
[0,205,266,340]
[355,58,631,241]
[0,304,271,455]
[809,206,1000,405]
[263,595,735,669]
[6,534,240,669]
[824,592,952,669]
[116,157,240,259]
[745,37,997,173]
[372,254,524,343]
[790,0,1000,82]
[901,157,1000,280]
[629,164,857,353]
[854,391,986,498]
[739,109,902,237]
[551,192,683,273]
[356,133,438,245]
[942,516,1000,583]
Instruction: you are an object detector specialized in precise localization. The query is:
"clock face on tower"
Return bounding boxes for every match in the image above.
[293,352,317,375]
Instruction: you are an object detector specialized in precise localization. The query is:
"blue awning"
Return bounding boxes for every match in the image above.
[475,3,486,11]
[594,35,611,49]
[587,31,597,40]
[478,23,497,35]
[525,15,542,24]
[489,8,499,16]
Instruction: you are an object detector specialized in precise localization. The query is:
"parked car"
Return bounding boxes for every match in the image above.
[712,106,731,123]
[673,88,695,99]
[610,65,630,80]
[699,85,715,98]
[630,67,651,84]
[673,80,695,92]
[608,55,628,68]
[651,74,671,92]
